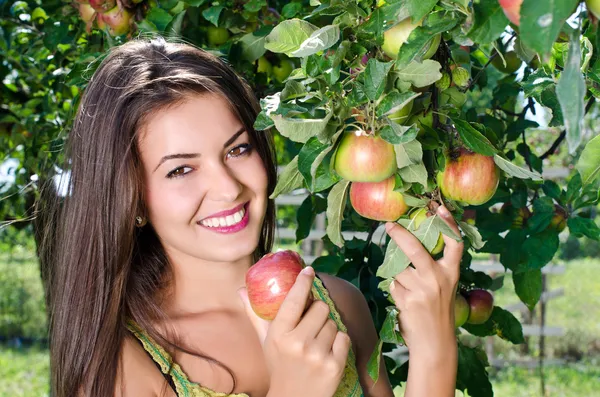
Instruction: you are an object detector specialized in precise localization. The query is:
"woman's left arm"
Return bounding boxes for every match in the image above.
[317,272,395,397]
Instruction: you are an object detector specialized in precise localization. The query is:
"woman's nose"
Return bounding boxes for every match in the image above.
[206,163,243,202]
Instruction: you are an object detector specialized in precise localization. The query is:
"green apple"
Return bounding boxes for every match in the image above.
[382,19,439,60]
[387,100,414,125]
[409,207,445,255]
[587,0,600,19]
[256,56,272,75]
[491,51,522,74]
[455,293,470,328]
[272,59,294,83]
[207,26,230,46]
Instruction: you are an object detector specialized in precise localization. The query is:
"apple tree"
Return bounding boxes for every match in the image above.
[2,0,600,395]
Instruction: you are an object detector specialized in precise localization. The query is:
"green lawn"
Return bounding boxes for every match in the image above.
[0,345,49,397]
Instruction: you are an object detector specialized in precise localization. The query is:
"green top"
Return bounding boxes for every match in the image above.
[126,275,364,397]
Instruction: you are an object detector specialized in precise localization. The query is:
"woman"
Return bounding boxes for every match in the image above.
[38,37,462,397]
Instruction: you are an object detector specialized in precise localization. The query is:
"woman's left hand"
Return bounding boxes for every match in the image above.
[386,204,464,357]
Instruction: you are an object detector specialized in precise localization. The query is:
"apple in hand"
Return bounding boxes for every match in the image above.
[334,131,397,183]
[466,289,494,324]
[454,293,470,328]
[246,250,308,321]
[350,175,409,221]
[437,147,500,206]
[409,207,445,255]
[499,0,522,26]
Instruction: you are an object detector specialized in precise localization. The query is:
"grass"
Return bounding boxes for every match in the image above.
[0,345,49,397]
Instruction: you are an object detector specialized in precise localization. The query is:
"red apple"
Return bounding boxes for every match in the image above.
[409,207,444,255]
[334,131,397,183]
[350,175,409,221]
[455,293,470,328]
[246,250,306,320]
[89,0,116,12]
[466,289,494,325]
[79,3,96,23]
[98,1,133,36]
[499,0,522,26]
[437,147,500,206]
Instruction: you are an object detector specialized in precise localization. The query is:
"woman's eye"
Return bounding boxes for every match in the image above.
[228,143,253,158]
[166,166,192,179]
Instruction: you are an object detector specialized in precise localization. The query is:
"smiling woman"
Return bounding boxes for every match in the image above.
[35,37,394,397]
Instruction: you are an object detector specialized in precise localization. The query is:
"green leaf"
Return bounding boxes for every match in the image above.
[298,137,329,187]
[238,32,268,62]
[432,215,462,241]
[378,239,411,279]
[521,69,554,100]
[360,3,409,36]
[367,340,384,383]
[412,215,439,252]
[463,307,525,344]
[527,197,555,233]
[269,156,304,199]
[202,5,224,26]
[312,255,345,274]
[459,221,484,249]
[326,180,350,247]
[513,270,543,310]
[566,172,583,203]
[456,344,493,397]
[454,119,497,156]
[493,154,543,180]
[376,90,420,118]
[395,17,458,68]
[467,0,509,44]
[394,140,423,168]
[271,110,333,143]
[407,0,438,22]
[576,134,600,186]
[282,2,303,18]
[557,32,586,154]
[567,217,600,240]
[542,180,562,199]
[398,162,428,188]
[521,230,560,271]
[364,59,395,101]
[379,123,418,145]
[146,7,174,31]
[296,196,315,243]
[264,19,318,55]
[290,24,340,57]
[394,60,442,88]
[519,0,580,56]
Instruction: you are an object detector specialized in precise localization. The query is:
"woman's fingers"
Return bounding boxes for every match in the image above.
[436,205,464,269]
[271,266,316,334]
[294,299,331,340]
[385,222,434,276]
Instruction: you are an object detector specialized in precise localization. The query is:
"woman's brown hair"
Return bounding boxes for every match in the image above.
[36,36,277,397]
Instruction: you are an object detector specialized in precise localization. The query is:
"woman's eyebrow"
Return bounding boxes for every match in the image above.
[153,127,246,173]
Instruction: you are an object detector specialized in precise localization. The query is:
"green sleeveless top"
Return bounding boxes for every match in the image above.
[126,276,364,397]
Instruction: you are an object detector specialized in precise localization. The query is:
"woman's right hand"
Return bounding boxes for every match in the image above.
[238,266,350,397]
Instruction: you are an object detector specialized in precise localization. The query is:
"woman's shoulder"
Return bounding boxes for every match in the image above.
[114,333,175,397]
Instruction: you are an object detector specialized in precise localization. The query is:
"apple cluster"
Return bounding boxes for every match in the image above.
[76,0,137,36]
[454,289,494,327]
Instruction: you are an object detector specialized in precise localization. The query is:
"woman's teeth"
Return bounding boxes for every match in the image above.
[201,207,245,228]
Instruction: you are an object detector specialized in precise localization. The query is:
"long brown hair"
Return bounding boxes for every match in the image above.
[36,37,277,397]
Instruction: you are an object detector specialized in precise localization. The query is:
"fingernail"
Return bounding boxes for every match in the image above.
[301,266,314,276]
[385,222,395,232]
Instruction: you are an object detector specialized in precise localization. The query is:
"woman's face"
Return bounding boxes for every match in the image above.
[137,93,269,264]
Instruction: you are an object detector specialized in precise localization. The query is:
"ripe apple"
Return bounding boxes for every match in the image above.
[491,51,522,74]
[79,3,96,23]
[89,0,116,12]
[466,289,494,324]
[272,59,294,83]
[246,250,307,320]
[98,2,133,36]
[548,204,568,232]
[207,26,230,46]
[409,207,444,255]
[587,0,600,19]
[437,147,500,206]
[455,293,470,328]
[349,175,409,222]
[334,131,397,183]
[499,0,522,26]
[382,18,440,60]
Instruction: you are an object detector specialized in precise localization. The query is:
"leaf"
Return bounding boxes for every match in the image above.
[367,340,384,383]
[394,140,423,168]
[290,24,340,57]
[312,255,345,274]
[270,156,304,199]
[527,197,555,233]
[326,180,350,247]
[576,134,600,186]
[360,3,409,36]
[521,230,560,271]
[377,239,411,279]
[494,155,543,181]
[459,221,484,249]
[519,0,580,56]
[412,215,439,252]
[146,8,174,31]
[238,32,267,62]
[376,90,420,118]
[398,162,428,188]
[542,180,562,199]
[456,344,493,397]
[521,69,554,100]
[379,123,418,145]
[454,119,497,156]
[380,307,404,344]
[202,5,224,26]
[298,137,330,187]
[364,58,394,101]
[271,110,333,143]
[432,215,462,241]
[296,196,315,243]
[394,60,442,88]
[395,17,458,68]
[566,172,583,203]
[557,31,586,154]
[264,19,318,55]
[467,0,509,44]
[463,307,525,344]
[567,217,600,240]
[407,0,438,23]
[513,270,543,310]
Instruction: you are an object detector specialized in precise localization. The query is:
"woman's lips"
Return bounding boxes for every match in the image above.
[197,202,250,234]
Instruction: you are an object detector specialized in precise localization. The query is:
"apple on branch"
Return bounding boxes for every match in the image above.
[499,0,522,26]
[349,175,409,222]
[382,18,441,60]
[245,250,310,321]
[466,289,494,324]
[409,207,445,255]
[454,293,470,328]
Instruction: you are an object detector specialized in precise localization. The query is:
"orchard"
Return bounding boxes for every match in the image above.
[1,0,600,396]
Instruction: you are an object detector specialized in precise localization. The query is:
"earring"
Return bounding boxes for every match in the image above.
[135,215,147,227]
